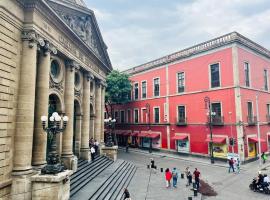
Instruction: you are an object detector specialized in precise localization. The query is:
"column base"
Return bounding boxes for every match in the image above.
[11,171,36,200]
[80,148,90,161]
[31,170,72,200]
[101,146,118,161]
[61,155,78,172]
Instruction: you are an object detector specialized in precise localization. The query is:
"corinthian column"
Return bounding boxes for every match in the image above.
[94,79,102,142]
[32,42,57,168]
[100,82,106,143]
[62,61,75,169]
[80,72,91,160]
[13,32,39,174]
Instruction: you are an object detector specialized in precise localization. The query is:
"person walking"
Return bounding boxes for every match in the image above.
[262,152,267,164]
[165,168,172,188]
[193,168,201,190]
[150,158,156,173]
[94,139,99,156]
[90,146,95,161]
[228,158,235,173]
[185,167,192,186]
[172,167,179,188]
[123,188,131,200]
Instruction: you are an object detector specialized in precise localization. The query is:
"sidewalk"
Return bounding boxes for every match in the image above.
[119,147,270,171]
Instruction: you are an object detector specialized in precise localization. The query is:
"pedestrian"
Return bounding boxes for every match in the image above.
[236,158,240,173]
[193,168,201,190]
[123,188,131,200]
[165,168,172,188]
[185,167,192,186]
[228,158,235,173]
[172,167,179,188]
[89,138,94,148]
[90,146,95,161]
[94,139,99,156]
[261,152,267,164]
[150,158,157,173]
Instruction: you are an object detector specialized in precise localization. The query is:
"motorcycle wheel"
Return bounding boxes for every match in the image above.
[249,184,254,190]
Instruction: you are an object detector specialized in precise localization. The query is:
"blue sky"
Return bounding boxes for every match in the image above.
[85,0,270,71]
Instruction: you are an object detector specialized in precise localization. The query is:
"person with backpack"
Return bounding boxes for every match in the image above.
[185,167,192,186]
[228,158,235,173]
[90,145,95,161]
[171,167,179,188]
[193,168,201,190]
[123,188,131,200]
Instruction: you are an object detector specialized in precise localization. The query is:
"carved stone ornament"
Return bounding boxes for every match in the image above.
[49,78,64,94]
[74,88,82,99]
[66,60,79,72]
[44,41,58,56]
[22,30,45,48]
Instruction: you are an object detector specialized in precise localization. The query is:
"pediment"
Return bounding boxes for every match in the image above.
[46,0,112,69]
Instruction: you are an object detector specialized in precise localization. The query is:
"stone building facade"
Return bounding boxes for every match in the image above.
[0,0,112,199]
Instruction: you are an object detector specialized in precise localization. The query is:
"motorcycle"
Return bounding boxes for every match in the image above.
[249,178,270,194]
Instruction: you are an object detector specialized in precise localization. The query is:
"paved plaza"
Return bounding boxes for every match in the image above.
[118,149,270,200]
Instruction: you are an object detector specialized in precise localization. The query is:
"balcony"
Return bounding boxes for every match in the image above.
[266,115,270,124]
[208,115,224,126]
[176,117,187,126]
[247,116,257,126]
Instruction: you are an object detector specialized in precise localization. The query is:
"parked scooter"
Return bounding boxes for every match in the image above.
[249,178,270,194]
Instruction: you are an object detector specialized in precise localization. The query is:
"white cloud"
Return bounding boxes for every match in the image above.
[87,0,270,71]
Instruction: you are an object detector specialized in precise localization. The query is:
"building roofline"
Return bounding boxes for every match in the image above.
[122,32,270,75]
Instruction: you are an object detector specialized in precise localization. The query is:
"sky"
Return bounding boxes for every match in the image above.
[85,0,270,71]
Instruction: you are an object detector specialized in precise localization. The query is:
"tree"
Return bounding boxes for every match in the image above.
[105,70,132,117]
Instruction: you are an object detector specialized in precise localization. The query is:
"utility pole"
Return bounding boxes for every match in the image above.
[255,93,262,167]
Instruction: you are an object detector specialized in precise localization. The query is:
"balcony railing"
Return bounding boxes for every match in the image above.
[247,116,257,125]
[266,115,270,124]
[208,115,224,126]
[176,117,187,126]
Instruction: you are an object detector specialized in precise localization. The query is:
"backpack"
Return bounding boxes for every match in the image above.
[172,171,178,178]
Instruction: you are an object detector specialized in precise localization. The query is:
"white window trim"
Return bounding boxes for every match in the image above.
[176,105,186,122]
[153,106,160,123]
[211,101,223,117]
[134,108,139,123]
[153,77,160,97]
[244,61,251,88]
[141,80,147,99]
[176,71,185,93]
[264,68,269,91]
[141,107,147,123]
[209,62,221,89]
[247,101,254,117]
[133,82,139,100]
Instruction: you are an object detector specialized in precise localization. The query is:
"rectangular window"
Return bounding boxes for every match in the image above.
[127,110,131,123]
[247,102,253,117]
[120,110,125,123]
[134,83,139,100]
[142,81,147,99]
[134,109,139,123]
[177,72,185,93]
[154,107,160,123]
[177,106,186,122]
[154,78,160,97]
[267,104,270,116]
[210,63,220,88]
[244,62,250,87]
[114,111,119,122]
[264,69,268,91]
[211,103,221,116]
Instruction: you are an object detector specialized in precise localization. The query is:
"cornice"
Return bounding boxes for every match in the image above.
[123,32,270,75]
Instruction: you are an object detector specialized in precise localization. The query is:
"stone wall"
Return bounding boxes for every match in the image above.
[0,1,23,198]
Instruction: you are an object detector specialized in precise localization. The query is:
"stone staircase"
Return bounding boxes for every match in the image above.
[70,157,137,200]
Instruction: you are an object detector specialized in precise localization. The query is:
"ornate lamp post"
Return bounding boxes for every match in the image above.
[104,117,116,147]
[204,96,215,164]
[40,112,69,174]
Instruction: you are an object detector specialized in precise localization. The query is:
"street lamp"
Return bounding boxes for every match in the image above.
[204,96,215,164]
[40,112,69,174]
[255,93,262,167]
[104,117,116,147]
[145,103,152,153]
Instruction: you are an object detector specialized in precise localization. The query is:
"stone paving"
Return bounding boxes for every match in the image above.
[118,148,270,200]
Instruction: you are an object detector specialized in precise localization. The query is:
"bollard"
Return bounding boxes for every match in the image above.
[147,165,150,169]
[188,197,192,200]
[160,168,163,172]
[194,188,198,196]
[181,173,184,179]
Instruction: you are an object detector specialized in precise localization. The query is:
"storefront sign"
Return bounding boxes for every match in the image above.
[177,140,189,153]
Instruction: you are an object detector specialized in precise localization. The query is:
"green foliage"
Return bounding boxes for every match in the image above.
[106,70,132,105]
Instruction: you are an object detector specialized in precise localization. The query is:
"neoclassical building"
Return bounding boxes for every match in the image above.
[0,0,111,199]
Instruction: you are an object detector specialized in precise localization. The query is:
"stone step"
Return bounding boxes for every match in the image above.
[70,156,113,197]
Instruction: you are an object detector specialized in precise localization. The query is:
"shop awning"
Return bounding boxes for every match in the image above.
[123,132,131,136]
[147,133,160,139]
[137,132,148,137]
[205,136,226,144]
[115,131,123,135]
[131,132,138,136]
[172,135,188,140]
[248,137,266,143]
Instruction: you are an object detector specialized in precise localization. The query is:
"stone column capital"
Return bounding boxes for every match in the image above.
[85,72,94,82]
[43,41,57,56]
[66,60,79,72]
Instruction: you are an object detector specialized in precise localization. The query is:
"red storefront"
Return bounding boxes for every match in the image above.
[111,32,270,161]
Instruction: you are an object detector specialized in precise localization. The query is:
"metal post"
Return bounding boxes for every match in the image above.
[209,103,214,164]
[255,93,262,167]
[229,112,234,154]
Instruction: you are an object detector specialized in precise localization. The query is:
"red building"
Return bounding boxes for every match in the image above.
[112,32,270,161]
